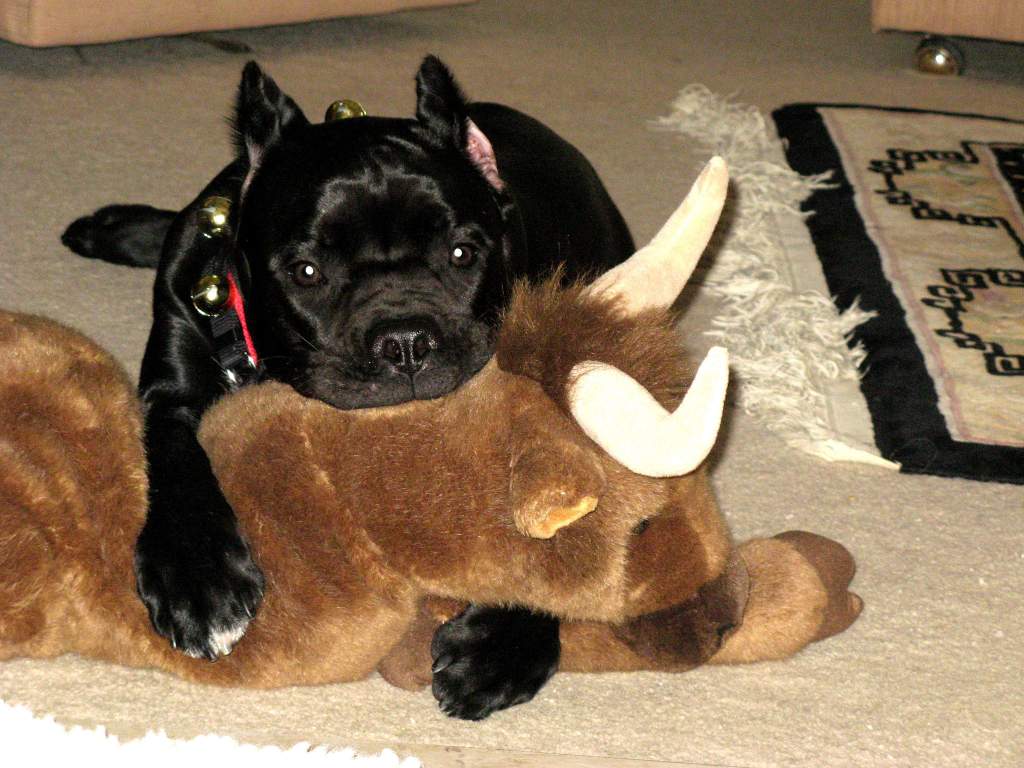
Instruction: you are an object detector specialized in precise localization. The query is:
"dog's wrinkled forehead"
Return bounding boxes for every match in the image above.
[241,120,500,253]
[230,57,509,260]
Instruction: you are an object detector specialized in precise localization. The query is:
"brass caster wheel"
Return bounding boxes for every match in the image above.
[915,36,964,76]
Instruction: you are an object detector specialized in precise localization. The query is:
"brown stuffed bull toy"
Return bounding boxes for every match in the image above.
[0,158,861,704]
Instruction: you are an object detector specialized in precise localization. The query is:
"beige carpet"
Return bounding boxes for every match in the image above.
[1,1,1022,766]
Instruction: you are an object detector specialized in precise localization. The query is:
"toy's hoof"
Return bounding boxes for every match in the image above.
[774,531,863,642]
[378,598,465,692]
[613,553,748,669]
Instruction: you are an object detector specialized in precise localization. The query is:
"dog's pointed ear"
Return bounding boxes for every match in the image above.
[415,55,504,191]
[415,55,468,143]
[232,61,309,167]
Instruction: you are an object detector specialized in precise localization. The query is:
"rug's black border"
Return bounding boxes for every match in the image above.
[772,103,1023,484]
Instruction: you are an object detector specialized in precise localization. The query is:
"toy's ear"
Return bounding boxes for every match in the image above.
[571,158,731,477]
[516,495,599,539]
[415,55,504,191]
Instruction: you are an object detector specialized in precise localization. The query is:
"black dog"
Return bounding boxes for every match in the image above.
[62,56,634,720]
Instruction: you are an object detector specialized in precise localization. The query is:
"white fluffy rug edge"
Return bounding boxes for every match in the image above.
[0,698,421,767]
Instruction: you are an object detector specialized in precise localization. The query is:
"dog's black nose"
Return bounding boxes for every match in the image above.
[367,320,440,377]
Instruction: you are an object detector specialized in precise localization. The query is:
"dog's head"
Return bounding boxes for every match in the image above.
[231,57,511,408]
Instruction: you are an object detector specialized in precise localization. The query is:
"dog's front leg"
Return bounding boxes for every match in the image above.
[136,411,264,660]
[430,604,561,721]
[134,308,264,660]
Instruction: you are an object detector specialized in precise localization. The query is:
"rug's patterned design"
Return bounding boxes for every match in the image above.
[872,139,1024,430]
[923,267,1024,378]
[773,105,1024,484]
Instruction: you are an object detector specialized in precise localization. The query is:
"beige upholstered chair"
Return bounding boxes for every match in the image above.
[0,0,473,47]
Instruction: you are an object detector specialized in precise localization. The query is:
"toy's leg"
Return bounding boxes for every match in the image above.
[0,417,61,650]
[379,534,861,681]
[709,531,862,664]
[559,532,860,673]
[378,595,724,683]
[0,517,50,647]
[559,553,749,672]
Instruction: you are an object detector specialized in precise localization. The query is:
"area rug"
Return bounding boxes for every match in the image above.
[772,104,1024,484]
[655,88,896,470]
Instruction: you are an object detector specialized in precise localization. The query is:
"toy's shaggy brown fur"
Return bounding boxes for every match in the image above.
[0,278,862,691]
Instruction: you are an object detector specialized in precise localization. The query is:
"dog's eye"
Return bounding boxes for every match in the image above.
[290,261,323,286]
[449,244,476,267]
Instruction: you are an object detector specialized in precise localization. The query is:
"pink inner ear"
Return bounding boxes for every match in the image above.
[239,140,264,205]
[465,119,505,191]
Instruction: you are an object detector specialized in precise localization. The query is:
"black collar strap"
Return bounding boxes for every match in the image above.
[191,195,263,389]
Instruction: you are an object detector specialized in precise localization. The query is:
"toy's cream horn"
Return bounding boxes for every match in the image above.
[570,157,730,479]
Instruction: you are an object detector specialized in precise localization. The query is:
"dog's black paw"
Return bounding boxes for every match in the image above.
[61,204,174,268]
[430,605,560,721]
[134,520,265,660]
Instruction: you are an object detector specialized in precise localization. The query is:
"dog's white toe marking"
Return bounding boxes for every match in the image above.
[210,621,249,657]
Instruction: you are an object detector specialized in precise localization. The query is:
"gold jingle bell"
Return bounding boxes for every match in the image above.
[325,99,367,122]
[915,36,964,76]
[197,195,232,238]
[191,274,231,317]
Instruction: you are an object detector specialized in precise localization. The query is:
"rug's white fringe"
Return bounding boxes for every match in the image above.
[0,699,421,768]
[654,85,896,467]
